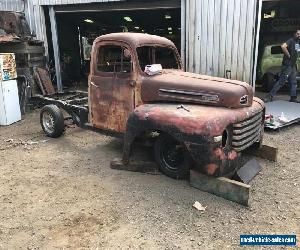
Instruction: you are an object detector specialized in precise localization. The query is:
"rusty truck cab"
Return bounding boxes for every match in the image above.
[88,33,182,133]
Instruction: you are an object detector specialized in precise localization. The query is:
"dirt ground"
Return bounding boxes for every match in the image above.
[0,107,299,249]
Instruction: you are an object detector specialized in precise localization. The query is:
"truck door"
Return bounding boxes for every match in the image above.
[89,43,135,133]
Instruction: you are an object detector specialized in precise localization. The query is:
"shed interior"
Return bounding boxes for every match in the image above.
[45,7,181,89]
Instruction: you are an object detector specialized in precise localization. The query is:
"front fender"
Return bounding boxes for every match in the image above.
[126,104,217,144]
[123,102,263,176]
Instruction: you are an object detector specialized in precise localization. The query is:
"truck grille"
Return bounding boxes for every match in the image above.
[232,112,263,152]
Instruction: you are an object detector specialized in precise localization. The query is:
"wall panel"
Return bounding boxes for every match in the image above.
[185,0,260,84]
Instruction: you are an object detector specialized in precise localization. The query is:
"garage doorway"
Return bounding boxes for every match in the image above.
[256,0,300,92]
[47,1,181,90]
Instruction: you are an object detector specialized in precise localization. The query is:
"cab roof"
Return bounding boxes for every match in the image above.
[94,32,176,48]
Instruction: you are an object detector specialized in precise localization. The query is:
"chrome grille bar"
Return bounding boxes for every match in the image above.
[233,112,262,128]
[231,111,263,152]
[233,118,262,135]
[233,134,261,152]
[232,125,261,140]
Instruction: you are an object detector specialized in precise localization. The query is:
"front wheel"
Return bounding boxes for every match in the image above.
[40,105,65,138]
[154,133,190,179]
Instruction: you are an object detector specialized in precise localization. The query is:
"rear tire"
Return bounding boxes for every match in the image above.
[40,105,65,138]
[262,72,276,92]
[154,133,190,179]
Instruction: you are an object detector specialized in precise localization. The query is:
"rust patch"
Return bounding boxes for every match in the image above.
[133,99,264,137]
[228,150,238,160]
[0,34,19,43]
[0,11,31,38]
[205,164,218,175]
[213,148,226,160]
[89,74,135,133]
[141,70,254,109]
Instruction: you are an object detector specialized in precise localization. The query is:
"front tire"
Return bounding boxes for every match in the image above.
[40,105,65,138]
[154,133,190,179]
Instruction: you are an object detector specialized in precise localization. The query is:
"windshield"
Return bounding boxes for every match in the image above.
[137,46,180,71]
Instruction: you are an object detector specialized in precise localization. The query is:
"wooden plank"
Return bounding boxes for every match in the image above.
[245,144,278,162]
[36,68,56,95]
[49,6,63,92]
[110,159,160,175]
[33,70,47,95]
[190,170,250,206]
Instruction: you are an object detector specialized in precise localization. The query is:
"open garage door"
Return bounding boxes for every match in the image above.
[184,0,261,84]
[54,1,181,12]
[47,0,181,90]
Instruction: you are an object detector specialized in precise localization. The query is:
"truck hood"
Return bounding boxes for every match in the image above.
[132,97,264,137]
[141,70,254,108]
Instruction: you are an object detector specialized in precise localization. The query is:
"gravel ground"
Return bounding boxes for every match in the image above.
[0,108,299,249]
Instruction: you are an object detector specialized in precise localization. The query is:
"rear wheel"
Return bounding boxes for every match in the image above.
[154,133,190,179]
[40,105,65,138]
[262,72,276,92]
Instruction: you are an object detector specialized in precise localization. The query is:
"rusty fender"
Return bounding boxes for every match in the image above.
[122,99,264,177]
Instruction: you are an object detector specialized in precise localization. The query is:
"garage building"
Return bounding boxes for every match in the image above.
[1,0,299,92]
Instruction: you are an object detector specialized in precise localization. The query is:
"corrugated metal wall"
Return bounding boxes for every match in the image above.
[185,0,259,84]
[0,0,25,11]
[0,0,124,57]
[32,0,123,5]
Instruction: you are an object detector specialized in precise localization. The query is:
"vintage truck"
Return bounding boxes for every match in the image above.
[38,33,265,179]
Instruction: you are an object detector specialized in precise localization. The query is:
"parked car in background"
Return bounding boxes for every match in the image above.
[258,44,300,92]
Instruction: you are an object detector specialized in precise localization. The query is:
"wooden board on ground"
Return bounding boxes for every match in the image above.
[245,144,278,162]
[110,158,160,175]
[190,170,250,206]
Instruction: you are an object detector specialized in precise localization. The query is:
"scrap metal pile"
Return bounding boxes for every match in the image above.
[0,11,46,113]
